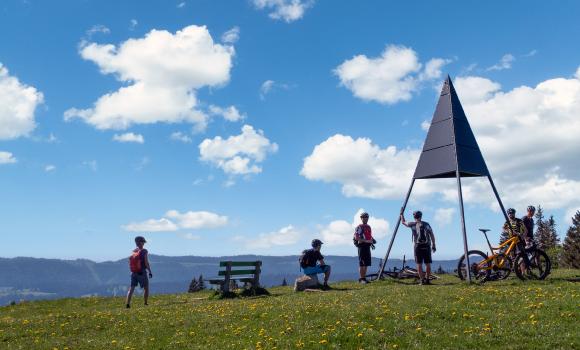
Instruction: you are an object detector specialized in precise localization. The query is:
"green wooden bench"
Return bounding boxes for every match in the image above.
[208,261,262,293]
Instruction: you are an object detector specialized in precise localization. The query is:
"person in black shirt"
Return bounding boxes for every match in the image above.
[300,239,331,289]
[522,205,536,247]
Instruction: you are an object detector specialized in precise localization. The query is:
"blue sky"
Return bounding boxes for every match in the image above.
[1,0,580,261]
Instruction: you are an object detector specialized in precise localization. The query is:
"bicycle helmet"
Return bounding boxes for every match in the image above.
[413,210,422,219]
[527,205,536,212]
[311,239,323,248]
[507,208,516,215]
[360,212,369,218]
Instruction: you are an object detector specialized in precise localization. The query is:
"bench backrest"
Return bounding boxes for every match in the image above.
[218,261,262,277]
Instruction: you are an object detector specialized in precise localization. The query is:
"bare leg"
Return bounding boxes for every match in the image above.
[125,286,135,306]
[416,264,424,281]
[324,266,331,284]
[359,266,367,280]
[425,263,431,280]
[144,286,149,305]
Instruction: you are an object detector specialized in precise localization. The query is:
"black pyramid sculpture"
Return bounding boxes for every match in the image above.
[377,75,511,283]
[414,76,489,179]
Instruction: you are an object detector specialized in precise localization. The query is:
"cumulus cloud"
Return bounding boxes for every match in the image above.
[246,225,302,249]
[122,209,228,232]
[319,209,390,246]
[221,26,240,44]
[122,218,179,232]
[0,64,44,140]
[487,53,515,71]
[170,131,192,143]
[208,105,244,122]
[303,69,580,213]
[0,151,17,165]
[199,124,278,175]
[334,45,451,104]
[252,0,315,22]
[64,25,234,132]
[434,208,455,227]
[113,132,144,143]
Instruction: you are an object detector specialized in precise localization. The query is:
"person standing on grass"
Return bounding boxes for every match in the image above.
[401,211,436,285]
[126,236,153,308]
[354,212,376,284]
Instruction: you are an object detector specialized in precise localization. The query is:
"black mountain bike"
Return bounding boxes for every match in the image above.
[366,255,439,282]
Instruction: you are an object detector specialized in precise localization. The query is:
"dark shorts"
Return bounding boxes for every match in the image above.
[131,272,149,288]
[358,244,372,267]
[414,244,432,264]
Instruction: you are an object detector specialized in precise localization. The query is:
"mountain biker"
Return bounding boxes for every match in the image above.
[502,208,529,275]
[126,236,153,308]
[354,212,376,284]
[301,239,331,290]
[401,211,436,285]
[521,205,536,247]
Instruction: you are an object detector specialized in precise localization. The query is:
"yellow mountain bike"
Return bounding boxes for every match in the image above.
[456,229,550,282]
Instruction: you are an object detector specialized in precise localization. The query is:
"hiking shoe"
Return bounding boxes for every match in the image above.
[322,284,332,291]
[126,304,130,309]
[359,278,368,284]
[424,279,432,285]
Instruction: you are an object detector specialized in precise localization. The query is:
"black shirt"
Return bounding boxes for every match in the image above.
[304,249,323,267]
[522,216,534,239]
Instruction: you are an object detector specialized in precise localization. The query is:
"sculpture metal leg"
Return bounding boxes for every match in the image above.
[456,173,471,283]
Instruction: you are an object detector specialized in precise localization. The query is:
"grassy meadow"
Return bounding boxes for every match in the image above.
[1,270,579,349]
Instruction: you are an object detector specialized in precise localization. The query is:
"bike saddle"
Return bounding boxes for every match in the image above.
[479,228,491,234]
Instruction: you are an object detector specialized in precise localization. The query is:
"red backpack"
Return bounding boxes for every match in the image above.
[129,249,143,273]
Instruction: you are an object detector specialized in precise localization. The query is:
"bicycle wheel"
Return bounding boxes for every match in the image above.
[492,253,511,280]
[522,249,551,280]
[457,250,490,281]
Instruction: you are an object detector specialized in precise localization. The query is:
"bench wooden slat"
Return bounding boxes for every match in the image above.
[208,277,255,284]
[219,261,261,267]
[218,269,257,276]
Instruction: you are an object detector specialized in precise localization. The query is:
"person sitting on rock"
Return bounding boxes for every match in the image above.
[299,239,331,290]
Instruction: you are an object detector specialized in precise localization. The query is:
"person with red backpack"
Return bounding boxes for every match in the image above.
[354,212,375,284]
[125,236,153,308]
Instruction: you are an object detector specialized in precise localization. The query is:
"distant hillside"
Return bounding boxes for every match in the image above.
[0,255,458,305]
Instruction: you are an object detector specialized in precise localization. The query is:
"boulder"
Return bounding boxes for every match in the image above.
[294,274,319,292]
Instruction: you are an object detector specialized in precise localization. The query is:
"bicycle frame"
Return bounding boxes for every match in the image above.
[478,233,520,272]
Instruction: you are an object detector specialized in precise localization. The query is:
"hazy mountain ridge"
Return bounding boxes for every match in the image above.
[0,255,458,305]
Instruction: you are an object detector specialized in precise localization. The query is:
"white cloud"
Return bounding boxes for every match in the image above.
[0,151,17,165]
[86,25,110,38]
[303,69,580,214]
[165,210,228,229]
[319,209,390,246]
[301,134,426,199]
[564,207,580,225]
[221,26,240,44]
[44,164,56,172]
[113,132,144,143]
[421,120,430,131]
[334,45,451,104]
[122,209,228,232]
[434,208,455,227]
[199,124,278,175]
[122,218,178,232]
[523,49,537,58]
[0,63,44,140]
[246,225,302,249]
[170,131,192,143]
[259,79,290,100]
[252,0,315,22]
[487,53,515,71]
[208,105,244,122]
[177,2,186,8]
[64,25,234,132]
[129,19,138,31]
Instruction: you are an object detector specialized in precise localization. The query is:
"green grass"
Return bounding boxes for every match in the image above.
[1,270,579,349]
